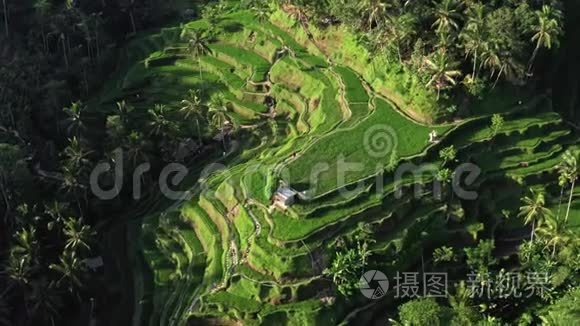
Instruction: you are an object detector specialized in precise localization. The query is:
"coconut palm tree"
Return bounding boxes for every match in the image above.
[6,227,38,285]
[536,214,571,258]
[181,30,212,79]
[6,254,34,285]
[252,1,272,23]
[208,94,231,151]
[439,145,457,166]
[559,150,579,223]
[11,226,38,263]
[432,0,462,34]
[460,31,486,80]
[387,13,417,63]
[120,0,137,34]
[424,50,462,99]
[436,168,452,202]
[357,0,391,30]
[480,41,523,88]
[124,131,150,168]
[60,164,86,217]
[2,0,8,37]
[63,101,86,138]
[34,0,52,54]
[518,189,552,241]
[49,251,86,297]
[45,201,68,232]
[148,104,175,138]
[116,100,134,129]
[461,3,487,78]
[528,5,563,73]
[63,137,91,172]
[180,89,205,143]
[63,217,95,255]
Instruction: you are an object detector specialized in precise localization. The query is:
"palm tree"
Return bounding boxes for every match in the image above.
[518,189,552,241]
[357,0,391,30]
[6,227,38,285]
[116,100,134,129]
[387,13,417,63]
[559,150,579,223]
[528,5,563,73]
[181,30,212,79]
[461,3,487,79]
[63,137,91,172]
[208,94,231,151]
[424,50,462,99]
[121,0,137,34]
[536,214,571,258]
[439,145,457,166]
[63,101,86,137]
[6,254,33,285]
[432,0,462,34]
[2,0,8,37]
[45,201,68,232]
[49,251,86,297]
[63,217,95,255]
[252,1,272,23]
[60,164,87,217]
[124,131,149,168]
[480,42,523,88]
[11,226,38,262]
[148,104,175,137]
[208,94,230,129]
[460,29,485,80]
[34,0,52,54]
[180,89,205,143]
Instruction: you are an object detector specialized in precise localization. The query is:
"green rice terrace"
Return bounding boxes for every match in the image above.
[94,9,579,326]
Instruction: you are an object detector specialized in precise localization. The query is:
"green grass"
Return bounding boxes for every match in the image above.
[285,98,451,197]
[334,66,369,103]
[210,43,271,82]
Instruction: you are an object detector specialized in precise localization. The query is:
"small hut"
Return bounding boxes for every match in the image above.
[272,186,298,210]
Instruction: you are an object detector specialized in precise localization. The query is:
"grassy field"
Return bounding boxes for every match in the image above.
[285,98,451,197]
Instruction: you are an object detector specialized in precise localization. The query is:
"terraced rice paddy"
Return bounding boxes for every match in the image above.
[98,9,578,326]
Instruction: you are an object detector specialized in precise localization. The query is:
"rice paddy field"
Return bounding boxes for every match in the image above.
[98,9,580,326]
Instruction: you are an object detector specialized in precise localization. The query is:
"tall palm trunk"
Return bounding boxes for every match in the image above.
[2,0,8,37]
[41,22,48,54]
[528,44,541,73]
[198,56,203,79]
[62,34,69,70]
[492,64,505,89]
[472,50,477,79]
[129,0,137,35]
[196,119,202,143]
[531,218,535,241]
[565,179,575,223]
[129,10,136,34]
[95,22,100,61]
[557,185,564,220]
